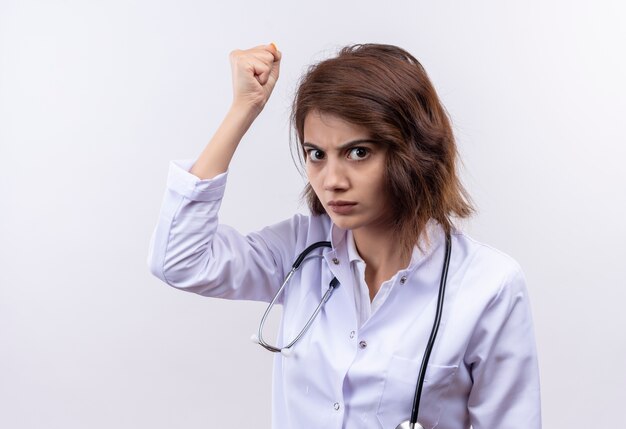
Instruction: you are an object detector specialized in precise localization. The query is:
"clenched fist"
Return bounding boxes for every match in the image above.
[229,43,281,114]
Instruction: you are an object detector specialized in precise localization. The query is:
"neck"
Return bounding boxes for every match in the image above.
[352,223,413,268]
[352,225,412,300]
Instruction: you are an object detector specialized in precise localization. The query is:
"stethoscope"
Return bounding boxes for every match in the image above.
[251,232,452,429]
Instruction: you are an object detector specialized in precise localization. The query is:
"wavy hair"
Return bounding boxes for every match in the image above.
[290,43,475,255]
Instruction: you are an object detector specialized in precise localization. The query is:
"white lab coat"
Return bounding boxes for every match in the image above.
[147,160,542,429]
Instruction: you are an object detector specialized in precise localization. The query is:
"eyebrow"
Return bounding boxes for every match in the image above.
[302,139,379,151]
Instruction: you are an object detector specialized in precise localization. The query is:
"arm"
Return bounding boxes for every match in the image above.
[465,267,542,428]
[147,43,288,300]
[190,43,281,180]
[147,159,302,301]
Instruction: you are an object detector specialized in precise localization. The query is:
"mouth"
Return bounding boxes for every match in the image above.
[327,200,357,215]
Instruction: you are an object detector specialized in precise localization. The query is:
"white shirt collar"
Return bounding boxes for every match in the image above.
[346,229,362,264]
[341,218,446,271]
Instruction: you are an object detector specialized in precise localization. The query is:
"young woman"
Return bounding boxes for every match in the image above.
[148,43,541,429]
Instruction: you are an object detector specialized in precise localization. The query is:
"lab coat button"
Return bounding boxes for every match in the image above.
[349,330,356,339]
[333,402,340,410]
[332,258,340,265]
[400,276,407,284]
[359,340,367,349]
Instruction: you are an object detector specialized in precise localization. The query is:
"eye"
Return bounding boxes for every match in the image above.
[347,147,370,160]
[306,149,325,161]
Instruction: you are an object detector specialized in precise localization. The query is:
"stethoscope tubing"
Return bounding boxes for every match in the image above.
[409,231,452,424]
[253,232,452,428]
[256,241,334,353]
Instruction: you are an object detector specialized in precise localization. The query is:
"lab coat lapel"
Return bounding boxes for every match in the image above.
[322,223,358,343]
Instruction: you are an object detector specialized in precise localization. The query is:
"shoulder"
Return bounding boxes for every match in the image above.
[450,229,528,305]
[452,230,522,272]
[252,212,334,253]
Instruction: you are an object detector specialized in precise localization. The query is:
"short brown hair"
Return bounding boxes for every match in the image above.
[290,43,475,255]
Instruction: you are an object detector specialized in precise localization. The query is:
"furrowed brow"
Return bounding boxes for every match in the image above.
[302,142,322,150]
[302,139,379,151]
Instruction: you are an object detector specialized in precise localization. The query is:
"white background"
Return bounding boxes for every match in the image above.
[1,0,625,427]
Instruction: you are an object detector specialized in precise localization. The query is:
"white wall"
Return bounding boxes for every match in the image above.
[1,0,624,427]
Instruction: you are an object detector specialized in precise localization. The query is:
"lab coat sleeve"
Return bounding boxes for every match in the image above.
[147,159,296,302]
[465,267,542,428]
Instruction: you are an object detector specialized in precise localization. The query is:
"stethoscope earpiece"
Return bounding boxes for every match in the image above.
[280,347,295,358]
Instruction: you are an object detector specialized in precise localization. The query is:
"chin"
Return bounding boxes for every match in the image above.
[326,211,392,233]
[326,214,362,230]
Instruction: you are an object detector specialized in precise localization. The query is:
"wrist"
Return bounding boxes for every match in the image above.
[229,101,263,123]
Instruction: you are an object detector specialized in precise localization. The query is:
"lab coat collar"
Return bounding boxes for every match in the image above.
[321,218,448,313]
[408,218,447,272]
[322,222,352,298]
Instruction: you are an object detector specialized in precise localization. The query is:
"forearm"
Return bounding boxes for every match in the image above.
[190,103,260,180]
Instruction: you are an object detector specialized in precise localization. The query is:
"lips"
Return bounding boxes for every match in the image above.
[328,200,357,207]
[327,200,357,215]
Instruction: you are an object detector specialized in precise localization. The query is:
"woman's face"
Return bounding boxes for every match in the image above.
[303,110,391,232]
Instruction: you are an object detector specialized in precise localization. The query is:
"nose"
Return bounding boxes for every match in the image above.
[322,158,349,192]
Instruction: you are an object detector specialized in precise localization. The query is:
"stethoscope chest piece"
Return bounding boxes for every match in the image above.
[395,421,425,429]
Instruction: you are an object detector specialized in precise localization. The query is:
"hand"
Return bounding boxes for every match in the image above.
[229,43,281,114]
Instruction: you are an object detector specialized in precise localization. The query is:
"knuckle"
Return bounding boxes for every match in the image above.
[229,49,243,61]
